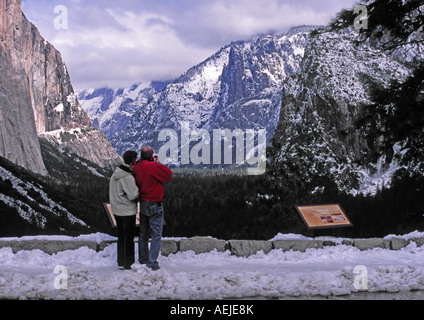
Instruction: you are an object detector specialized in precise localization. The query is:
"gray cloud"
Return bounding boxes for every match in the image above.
[22,0,358,90]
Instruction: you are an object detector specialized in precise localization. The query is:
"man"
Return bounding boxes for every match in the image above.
[133,146,172,270]
[109,150,139,270]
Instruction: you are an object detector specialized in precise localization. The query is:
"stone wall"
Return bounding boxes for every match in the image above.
[162,237,424,257]
[1,236,423,256]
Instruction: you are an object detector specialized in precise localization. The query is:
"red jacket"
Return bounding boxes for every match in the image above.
[133,160,172,202]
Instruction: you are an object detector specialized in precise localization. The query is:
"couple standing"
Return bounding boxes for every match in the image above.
[109,146,173,270]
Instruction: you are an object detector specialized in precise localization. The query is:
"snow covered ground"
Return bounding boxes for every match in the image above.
[1,232,424,300]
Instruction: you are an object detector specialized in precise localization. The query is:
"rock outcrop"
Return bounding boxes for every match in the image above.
[269,29,411,193]
[0,0,47,175]
[0,0,121,174]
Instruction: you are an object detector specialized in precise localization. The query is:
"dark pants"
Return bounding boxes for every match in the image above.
[114,215,136,269]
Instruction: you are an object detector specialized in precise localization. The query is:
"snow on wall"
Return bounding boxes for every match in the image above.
[0,232,424,300]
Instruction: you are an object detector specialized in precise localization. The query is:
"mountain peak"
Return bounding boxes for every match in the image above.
[285,25,324,37]
[80,24,412,192]
[79,28,312,162]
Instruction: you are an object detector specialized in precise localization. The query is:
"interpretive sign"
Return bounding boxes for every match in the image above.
[295,204,353,229]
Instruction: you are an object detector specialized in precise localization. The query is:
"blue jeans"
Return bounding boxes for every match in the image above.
[138,202,164,269]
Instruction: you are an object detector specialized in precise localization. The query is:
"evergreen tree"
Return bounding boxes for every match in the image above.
[330,0,423,52]
[329,0,424,172]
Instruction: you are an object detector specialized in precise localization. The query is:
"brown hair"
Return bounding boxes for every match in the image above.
[123,150,138,165]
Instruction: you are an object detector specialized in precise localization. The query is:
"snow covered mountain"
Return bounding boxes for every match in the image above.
[0,163,86,232]
[79,26,316,158]
[78,81,169,140]
[268,28,412,194]
[79,24,415,192]
[0,154,102,236]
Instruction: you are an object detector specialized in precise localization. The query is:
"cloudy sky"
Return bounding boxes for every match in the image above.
[22,0,359,91]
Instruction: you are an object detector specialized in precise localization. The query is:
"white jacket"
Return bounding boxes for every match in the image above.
[109,164,139,217]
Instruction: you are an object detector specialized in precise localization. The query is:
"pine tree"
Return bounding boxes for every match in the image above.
[328,0,424,171]
[330,0,424,52]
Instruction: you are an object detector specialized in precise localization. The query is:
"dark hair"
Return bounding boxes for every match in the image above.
[123,150,138,165]
[140,146,154,160]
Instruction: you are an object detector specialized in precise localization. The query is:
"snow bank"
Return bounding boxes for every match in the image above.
[384,230,424,241]
[269,233,312,241]
[1,233,424,300]
[0,232,117,244]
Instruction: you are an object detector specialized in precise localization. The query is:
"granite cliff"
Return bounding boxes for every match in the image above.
[0,0,121,176]
[0,0,47,175]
